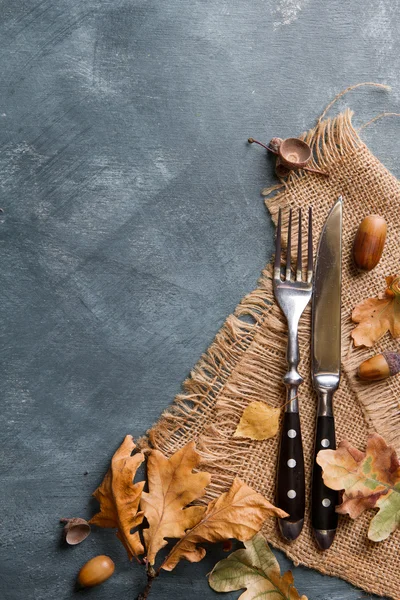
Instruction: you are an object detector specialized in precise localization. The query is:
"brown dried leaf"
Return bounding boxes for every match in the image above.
[90,435,145,559]
[140,441,211,565]
[161,477,288,571]
[317,433,400,541]
[234,401,280,441]
[351,275,400,347]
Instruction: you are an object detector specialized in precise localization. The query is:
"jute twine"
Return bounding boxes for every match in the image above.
[145,85,400,599]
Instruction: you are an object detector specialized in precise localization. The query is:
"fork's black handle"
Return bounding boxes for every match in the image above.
[277,410,305,540]
[312,415,338,549]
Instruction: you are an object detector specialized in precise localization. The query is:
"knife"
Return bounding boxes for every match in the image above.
[311,196,342,550]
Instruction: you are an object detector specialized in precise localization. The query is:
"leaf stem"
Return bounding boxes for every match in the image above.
[137,565,157,600]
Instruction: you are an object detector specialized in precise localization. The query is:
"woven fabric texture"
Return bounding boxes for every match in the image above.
[146,109,400,599]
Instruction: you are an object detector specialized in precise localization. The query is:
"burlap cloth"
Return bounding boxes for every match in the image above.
[146,103,400,598]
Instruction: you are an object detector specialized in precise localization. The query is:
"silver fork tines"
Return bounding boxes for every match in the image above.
[274,207,313,391]
[275,207,313,286]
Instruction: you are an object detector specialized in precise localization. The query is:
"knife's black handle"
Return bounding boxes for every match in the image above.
[312,416,338,535]
[277,411,305,530]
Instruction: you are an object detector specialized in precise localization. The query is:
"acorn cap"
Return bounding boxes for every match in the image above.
[278,138,312,169]
[60,517,91,545]
[358,352,400,381]
[383,352,400,377]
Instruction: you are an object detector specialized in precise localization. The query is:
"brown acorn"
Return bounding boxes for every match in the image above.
[353,215,387,271]
[358,352,400,381]
[60,517,91,545]
[77,555,115,588]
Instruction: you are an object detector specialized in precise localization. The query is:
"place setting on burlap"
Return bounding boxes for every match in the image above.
[147,83,400,600]
[61,83,400,599]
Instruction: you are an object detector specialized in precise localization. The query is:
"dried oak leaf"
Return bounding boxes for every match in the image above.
[208,532,307,600]
[234,401,280,441]
[317,433,400,541]
[90,435,145,559]
[351,275,400,347]
[140,441,211,565]
[161,477,287,571]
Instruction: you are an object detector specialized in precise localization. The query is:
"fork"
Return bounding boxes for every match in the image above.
[273,207,313,541]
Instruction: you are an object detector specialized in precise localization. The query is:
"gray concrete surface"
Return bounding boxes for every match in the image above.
[1,0,399,598]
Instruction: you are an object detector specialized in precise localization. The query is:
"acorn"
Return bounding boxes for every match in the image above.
[358,352,400,381]
[77,555,115,588]
[60,518,91,545]
[353,215,387,271]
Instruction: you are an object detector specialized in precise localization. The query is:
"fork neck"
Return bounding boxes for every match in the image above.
[283,319,303,413]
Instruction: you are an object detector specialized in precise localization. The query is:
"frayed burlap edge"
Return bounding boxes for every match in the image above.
[146,108,400,461]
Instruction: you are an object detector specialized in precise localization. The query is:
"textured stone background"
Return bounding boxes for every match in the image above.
[1,0,399,598]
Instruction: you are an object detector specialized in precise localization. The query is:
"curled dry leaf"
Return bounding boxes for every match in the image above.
[209,532,308,600]
[234,401,280,441]
[90,435,145,559]
[140,441,211,565]
[351,275,400,347]
[317,433,400,541]
[161,477,287,571]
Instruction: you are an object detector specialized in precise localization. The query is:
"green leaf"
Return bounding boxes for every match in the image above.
[369,482,400,542]
[208,533,307,600]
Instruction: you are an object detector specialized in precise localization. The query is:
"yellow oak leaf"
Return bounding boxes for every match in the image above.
[90,435,145,559]
[234,401,280,441]
[140,441,211,565]
[317,433,400,541]
[161,477,288,571]
[209,533,307,600]
[351,275,400,347]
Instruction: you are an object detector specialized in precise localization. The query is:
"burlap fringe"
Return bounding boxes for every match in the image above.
[147,104,400,486]
[148,110,362,478]
[146,263,276,462]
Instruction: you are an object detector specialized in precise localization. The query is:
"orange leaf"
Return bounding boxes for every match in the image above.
[161,477,288,571]
[351,275,400,347]
[317,434,400,541]
[90,435,145,559]
[140,441,211,565]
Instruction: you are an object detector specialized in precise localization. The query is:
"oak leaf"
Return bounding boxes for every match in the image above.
[161,477,288,571]
[209,532,308,600]
[90,435,145,559]
[234,401,280,441]
[317,433,400,541]
[140,441,211,565]
[351,275,400,347]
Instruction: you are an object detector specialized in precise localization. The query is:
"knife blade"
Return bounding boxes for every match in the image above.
[311,196,342,550]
